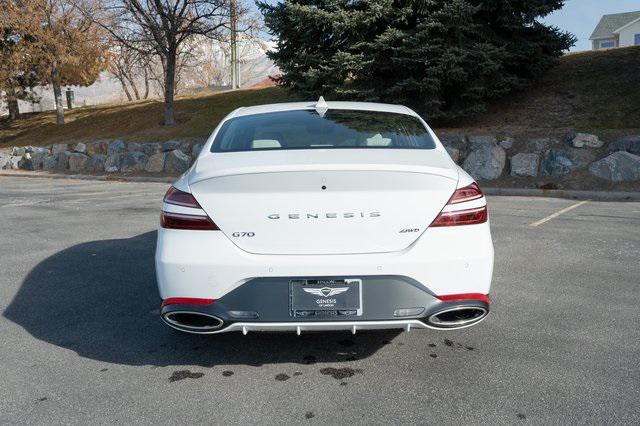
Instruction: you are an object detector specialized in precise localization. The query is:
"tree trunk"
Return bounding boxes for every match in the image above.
[7,98,20,120]
[51,66,65,124]
[126,74,141,100]
[163,50,176,125]
[143,68,150,99]
[118,77,133,101]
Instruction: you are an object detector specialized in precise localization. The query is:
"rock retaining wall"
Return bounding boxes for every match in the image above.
[1,133,639,184]
[440,133,640,183]
[0,140,204,176]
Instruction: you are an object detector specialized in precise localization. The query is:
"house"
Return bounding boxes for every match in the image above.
[590,11,640,50]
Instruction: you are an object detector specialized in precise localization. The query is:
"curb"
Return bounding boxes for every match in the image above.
[2,170,639,201]
[0,170,175,184]
[482,187,640,201]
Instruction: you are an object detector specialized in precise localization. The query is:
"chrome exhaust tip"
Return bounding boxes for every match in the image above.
[427,306,488,329]
[162,311,224,333]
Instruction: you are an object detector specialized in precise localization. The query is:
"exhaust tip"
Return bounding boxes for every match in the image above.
[427,306,488,329]
[162,311,224,333]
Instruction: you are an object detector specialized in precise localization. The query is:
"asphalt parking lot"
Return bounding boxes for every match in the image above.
[1,176,639,424]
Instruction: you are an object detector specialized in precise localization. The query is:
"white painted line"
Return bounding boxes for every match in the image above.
[529,200,590,227]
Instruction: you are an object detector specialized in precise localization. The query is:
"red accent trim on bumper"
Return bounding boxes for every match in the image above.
[161,297,216,308]
[436,293,490,304]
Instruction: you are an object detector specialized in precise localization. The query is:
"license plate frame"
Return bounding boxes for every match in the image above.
[289,279,363,318]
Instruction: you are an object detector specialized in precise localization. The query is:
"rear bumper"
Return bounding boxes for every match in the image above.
[155,222,494,299]
[156,222,493,333]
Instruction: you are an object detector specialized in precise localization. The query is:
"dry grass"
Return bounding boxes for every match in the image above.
[456,46,640,131]
[0,87,301,148]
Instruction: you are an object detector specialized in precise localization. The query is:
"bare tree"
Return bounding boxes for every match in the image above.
[97,0,230,125]
[106,41,152,101]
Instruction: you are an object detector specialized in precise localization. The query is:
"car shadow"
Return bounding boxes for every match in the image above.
[4,231,399,367]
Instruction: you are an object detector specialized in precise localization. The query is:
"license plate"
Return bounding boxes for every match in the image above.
[290,279,362,317]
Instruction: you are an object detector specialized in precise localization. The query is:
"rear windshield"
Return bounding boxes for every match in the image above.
[211,109,435,152]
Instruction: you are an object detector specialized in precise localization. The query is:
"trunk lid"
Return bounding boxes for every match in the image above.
[189,149,458,255]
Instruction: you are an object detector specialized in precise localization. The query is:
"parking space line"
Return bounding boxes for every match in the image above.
[529,200,590,227]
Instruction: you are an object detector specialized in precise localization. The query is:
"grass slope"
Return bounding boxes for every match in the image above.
[456,46,640,131]
[1,47,639,148]
[0,87,301,147]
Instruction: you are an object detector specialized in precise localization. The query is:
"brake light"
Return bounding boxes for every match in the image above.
[430,183,488,227]
[164,186,203,208]
[161,186,219,230]
[449,182,483,204]
[160,212,219,230]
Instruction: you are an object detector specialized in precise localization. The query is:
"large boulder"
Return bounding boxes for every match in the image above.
[589,152,640,182]
[120,151,149,173]
[445,146,461,164]
[161,140,181,152]
[463,144,506,180]
[510,153,540,177]
[104,153,123,172]
[25,146,50,155]
[499,137,514,150]
[0,156,10,169]
[607,135,640,155]
[51,143,68,155]
[68,153,92,172]
[468,135,497,150]
[11,146,26,156]
[56,151,72,170]
[127,142,143,152]
[43,155,59,170]
[73,142,87,154]
[2,156,21,170]
[18,151,47,170]
[18,153,40,170]
[526,137,558,153]
[191,142,205,159]
[567,133,603,148]
[540,149,592,176]
[145,152,166,173]
[86,141,109,156]
[439,135,466,151]
[107,139,125,155]
[179,141,193,155]
[91,154,106,172]
[140,143,161,156]
[164,149,190,174]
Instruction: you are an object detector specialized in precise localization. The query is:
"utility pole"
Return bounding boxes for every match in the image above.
[230,0,240,89]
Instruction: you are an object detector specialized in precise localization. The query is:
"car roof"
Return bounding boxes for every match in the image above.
[228,101,419,119]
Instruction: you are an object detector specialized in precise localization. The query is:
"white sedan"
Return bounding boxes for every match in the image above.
[155,98,493,334]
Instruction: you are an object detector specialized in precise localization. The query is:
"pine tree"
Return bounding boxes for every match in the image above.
[258,0,575,121]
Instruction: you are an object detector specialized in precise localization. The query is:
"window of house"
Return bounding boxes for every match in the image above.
[600,40,615,48]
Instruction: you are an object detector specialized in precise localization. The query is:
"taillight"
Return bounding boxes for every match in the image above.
[161,186,219,230]
[448,182,483,203]
[164,186,203,208]
[431,183,488,227]
[160,212,219,230]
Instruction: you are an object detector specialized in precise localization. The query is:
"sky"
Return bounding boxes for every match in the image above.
[542,0,640,51]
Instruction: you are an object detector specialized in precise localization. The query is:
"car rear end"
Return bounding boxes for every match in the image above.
[155,102,493,334]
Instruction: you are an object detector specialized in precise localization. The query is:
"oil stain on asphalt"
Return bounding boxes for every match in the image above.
[168,370,204,382]
[275,373,290,381]
[222,370,234,377]
[320,367,363,380]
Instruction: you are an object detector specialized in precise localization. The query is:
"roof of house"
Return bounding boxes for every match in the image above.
[590,11,640,40]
